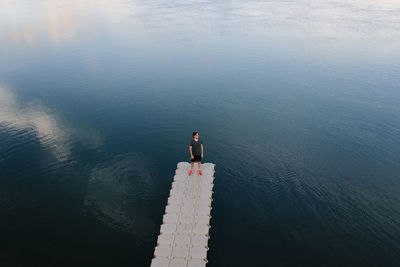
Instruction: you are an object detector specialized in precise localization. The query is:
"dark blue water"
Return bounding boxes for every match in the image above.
[1,1,400,266]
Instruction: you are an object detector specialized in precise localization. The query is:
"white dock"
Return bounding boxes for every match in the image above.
[151,162,216,267]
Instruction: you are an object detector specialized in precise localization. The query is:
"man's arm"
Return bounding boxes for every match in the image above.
[189,146,194,158]
[201,144,204,157]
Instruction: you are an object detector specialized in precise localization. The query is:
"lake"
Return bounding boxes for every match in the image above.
[1,0,400,266]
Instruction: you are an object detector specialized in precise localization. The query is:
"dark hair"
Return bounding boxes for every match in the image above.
[192,131,198,137]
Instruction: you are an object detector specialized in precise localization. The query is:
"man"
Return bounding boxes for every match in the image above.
[189,131,203,175]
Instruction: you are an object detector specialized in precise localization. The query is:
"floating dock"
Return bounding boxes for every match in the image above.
[151,162,216,267]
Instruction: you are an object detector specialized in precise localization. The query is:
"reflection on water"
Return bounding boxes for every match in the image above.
[84,153,156,239]
[0,0,143,46]
[0,86,71,161]
[0,86,103,162]
[1,0,400,49]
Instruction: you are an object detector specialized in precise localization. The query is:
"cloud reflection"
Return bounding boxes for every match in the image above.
[1,0,399,48]
[0,0,143,47]
[0,86,71,161]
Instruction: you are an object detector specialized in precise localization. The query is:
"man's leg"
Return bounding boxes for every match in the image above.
[189,159,195,175]
[197,161,202,175]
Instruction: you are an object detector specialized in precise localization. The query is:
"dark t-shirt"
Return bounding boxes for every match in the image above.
[190,139,203,156]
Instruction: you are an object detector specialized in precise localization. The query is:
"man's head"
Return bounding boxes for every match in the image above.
[192,131,199,139]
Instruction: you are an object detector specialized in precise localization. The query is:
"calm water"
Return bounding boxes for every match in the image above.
[1,0,400,266]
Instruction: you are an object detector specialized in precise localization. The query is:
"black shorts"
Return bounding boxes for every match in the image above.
[191,155,202,162]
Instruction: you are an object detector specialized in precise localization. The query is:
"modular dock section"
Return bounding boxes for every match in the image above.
[151,162,216,267]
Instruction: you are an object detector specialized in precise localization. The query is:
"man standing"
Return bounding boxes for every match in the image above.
[189,131,203,175]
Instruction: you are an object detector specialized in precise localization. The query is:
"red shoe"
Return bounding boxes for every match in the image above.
[189,169,193,175]
[198,170,202,175]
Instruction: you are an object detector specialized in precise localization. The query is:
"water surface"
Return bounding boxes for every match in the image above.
[1,0,400,266]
